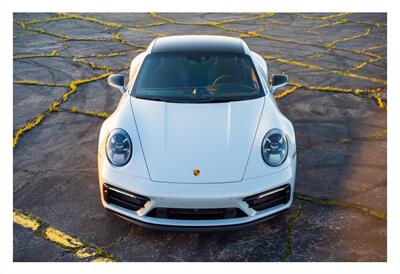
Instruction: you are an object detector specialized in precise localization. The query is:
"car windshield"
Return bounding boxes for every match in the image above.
[132,52,264,103]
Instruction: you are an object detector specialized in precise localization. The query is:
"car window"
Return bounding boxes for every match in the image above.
[127,52,146,88]
[255,63,269,90]
[132,52,264,103]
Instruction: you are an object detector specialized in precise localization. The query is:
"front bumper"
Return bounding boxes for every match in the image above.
[99,162,296,231]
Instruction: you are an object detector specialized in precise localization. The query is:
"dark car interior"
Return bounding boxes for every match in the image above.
[135,52,261,90]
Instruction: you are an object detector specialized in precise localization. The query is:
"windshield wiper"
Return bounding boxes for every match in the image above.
[197,98,243,103]
[136,95,247,104]
[136,95,184,103]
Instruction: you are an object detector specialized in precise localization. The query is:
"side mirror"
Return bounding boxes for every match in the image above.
[270,74,288,94]
[108,74,126,94]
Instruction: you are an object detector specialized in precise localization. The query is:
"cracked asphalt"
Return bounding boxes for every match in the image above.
[13,12,387,262]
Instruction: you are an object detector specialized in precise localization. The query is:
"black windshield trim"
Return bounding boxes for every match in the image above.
[134,95,264,104]
[135,94,264,104]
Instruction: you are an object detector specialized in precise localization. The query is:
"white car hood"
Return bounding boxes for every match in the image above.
[130,97,264,183]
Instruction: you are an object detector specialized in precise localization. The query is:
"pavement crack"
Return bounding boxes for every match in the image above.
[296,129,387,152]
[284,83,386,109]
[14,168,97,175]
[295,193,386,220]
[280,203,304,261]
[101,226,132,250]
[263,55,386,85]
[13,72,114,148]
[325,28,371,49]
[53,250,71,262]
[61,107,110,119]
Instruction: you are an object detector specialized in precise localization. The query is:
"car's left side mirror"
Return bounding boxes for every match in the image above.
[108,74,126,94]
[270,74,288,94]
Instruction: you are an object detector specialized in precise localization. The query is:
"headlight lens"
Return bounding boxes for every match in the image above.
[106,129,132,166]
[261,129,288,166]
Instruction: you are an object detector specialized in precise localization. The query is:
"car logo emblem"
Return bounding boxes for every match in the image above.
[193,169,200,176]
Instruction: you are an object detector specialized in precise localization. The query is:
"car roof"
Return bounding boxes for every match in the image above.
[151,35,245,54]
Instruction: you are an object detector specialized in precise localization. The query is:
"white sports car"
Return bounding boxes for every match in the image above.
[98,35,296,231]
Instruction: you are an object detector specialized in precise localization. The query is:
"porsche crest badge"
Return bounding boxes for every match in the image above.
[193,169,200,176]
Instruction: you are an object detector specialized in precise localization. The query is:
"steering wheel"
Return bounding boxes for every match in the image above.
[212,74,241,85]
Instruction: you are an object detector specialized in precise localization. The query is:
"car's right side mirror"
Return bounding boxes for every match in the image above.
[270,74,288,94]
[108,74,126,94]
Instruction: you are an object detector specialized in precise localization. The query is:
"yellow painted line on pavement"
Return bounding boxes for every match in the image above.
[13,80,69,87]
[326,28,371,48]
[66,106,111,119]
[13,114,45,148]
[263,55,387,85]
[13,72,113,148]
[13,210,40,231]
[374,93,386,110]
[44,227,83,248]
[75,248,99,258]
[92,257,115,262]
[274,85,300,99]
[298,13,351,21]
[13,209,117,262]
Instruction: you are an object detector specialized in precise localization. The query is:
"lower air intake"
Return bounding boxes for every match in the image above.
[244,184,291,211]
[103,184,149,211]
[147,207,247,220]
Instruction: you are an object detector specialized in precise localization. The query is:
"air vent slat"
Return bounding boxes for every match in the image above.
[244,184,290,211]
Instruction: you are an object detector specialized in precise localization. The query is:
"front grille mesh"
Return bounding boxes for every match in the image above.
[147,207,247,220]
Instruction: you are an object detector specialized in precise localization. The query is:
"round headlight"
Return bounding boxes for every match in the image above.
[106,129,132,166]
[261,129,288,166]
